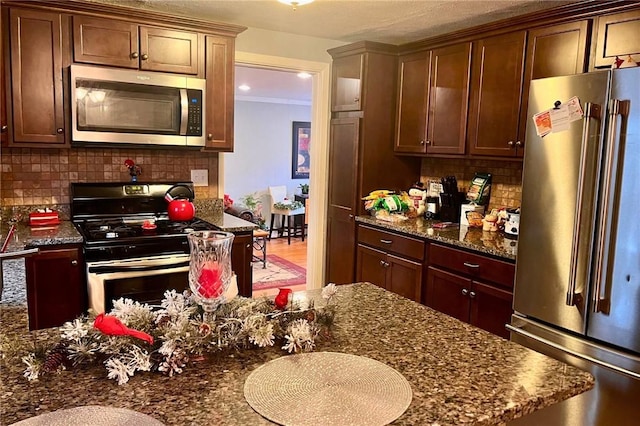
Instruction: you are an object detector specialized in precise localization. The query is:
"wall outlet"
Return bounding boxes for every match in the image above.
[190,169,208,187]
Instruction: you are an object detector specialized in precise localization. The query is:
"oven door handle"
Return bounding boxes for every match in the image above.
[88,261,190,274]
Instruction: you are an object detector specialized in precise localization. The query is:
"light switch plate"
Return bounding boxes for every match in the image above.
[190,169,208,187]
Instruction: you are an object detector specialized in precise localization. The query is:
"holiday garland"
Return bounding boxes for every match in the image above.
[20,285,338,385]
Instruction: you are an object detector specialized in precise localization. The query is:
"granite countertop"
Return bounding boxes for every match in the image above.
[0,283,593,425]
[356,215,518,260]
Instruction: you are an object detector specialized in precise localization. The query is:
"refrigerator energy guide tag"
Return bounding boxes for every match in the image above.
[532,96,584,137]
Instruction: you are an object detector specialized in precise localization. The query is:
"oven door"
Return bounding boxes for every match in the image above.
[87,254,190,313]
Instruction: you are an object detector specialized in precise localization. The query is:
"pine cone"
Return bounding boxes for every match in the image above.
[43,342,71,373]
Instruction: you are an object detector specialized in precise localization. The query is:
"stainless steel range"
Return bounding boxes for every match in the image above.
[71,182,217,313]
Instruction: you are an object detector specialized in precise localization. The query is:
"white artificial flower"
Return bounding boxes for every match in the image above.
[159,339,178,357]
[105,357,134,385]
[22,353,40,381]
[322,283,338,300]
[249,323,275,348]
[111,298,153,324]
[129,346,152,372]
[282,319,316,353]
[60,318,89,341]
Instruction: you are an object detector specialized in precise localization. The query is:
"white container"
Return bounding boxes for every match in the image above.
[460,204,485,226]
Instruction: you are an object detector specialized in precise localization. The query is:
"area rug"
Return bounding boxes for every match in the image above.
[253,255,306,290]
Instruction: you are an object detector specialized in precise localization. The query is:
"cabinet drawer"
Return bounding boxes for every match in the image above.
[358,225,425,261]
[429,243,515,289]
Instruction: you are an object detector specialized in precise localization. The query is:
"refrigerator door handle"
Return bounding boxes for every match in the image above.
[592,99,630,314]
[506,323,640,379]
[567,102,601,306]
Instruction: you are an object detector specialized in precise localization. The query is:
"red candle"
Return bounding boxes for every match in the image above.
[198,265,224,298]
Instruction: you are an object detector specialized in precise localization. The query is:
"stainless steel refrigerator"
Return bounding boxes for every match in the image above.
[508,67,640,378]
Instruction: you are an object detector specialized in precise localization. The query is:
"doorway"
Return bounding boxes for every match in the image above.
[220,52,331,292]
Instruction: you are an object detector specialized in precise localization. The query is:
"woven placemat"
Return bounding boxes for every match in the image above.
[244,352,412,426]
[11,406,164,426]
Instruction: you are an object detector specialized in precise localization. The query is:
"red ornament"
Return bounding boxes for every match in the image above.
[274,288,292,310]
[614,56,625,69]
[93,313,154,344]
[198,266,224,298]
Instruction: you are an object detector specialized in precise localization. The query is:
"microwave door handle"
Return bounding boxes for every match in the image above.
[88,260,190,274]
[179,88,188,136]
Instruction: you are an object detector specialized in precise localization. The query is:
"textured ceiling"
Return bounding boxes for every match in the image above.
[86,0,580,45]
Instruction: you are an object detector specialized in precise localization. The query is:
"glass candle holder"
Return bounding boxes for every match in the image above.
[187,231,235,315]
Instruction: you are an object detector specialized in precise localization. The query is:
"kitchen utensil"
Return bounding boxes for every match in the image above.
[1,224,16,253]
[165,184,196,221]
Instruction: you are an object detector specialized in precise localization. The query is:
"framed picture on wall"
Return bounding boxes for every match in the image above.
[291,121,311,179]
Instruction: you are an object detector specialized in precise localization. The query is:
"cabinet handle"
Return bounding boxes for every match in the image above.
[425,140,431,145]
[141,53,149,60]
[462,288,469,296]
[353,97,359,103]
[131,52,139,59]
[1,125,7,132]
[207,133,213,140]
[348,214,354,219]
[507,140,514,147]
[379,260,388,268]
[56,128,63,134]
[379,239,392,244]
[71,260,78,266]
[463,262,479,268]
[469,291,476,299]
[515,140,522,147]
[420,140,425,145]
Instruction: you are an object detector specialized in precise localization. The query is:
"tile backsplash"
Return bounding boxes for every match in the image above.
[420,157,523,210]
[1,147,220,207]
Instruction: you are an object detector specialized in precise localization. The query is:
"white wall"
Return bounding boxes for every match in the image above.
[224,100,311,218]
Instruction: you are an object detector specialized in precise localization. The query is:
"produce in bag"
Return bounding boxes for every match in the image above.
[466,172,492,205]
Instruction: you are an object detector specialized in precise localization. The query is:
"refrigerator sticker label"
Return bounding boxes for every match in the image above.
[533,110,552,137]
[566,96,584,122]
[550,104,570,133]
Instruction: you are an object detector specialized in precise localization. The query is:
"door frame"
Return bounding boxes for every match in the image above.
[220,51,331,290]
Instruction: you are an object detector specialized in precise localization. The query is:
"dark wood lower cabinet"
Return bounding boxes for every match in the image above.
[356,244,422,303]
[426,265,513,339]
[231,231,252,298]
[25,246,86,330]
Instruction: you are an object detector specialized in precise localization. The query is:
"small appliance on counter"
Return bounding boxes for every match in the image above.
[29,209,60,227]
[504,208,520,238]
[438,176,462,223]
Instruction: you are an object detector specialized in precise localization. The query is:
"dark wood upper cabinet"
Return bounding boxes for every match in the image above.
[594,9,640,69]
[467,31,526,158]
[395,50,430,153]
[73,15,200,75]
[204,35,234,151]
[395,43,471,156]
[8,8,67,146]
[331,54,363,112]
[425,42,471,155]
[519,21,590,155]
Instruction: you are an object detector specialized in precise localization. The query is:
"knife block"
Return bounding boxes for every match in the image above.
[438,192,464,223]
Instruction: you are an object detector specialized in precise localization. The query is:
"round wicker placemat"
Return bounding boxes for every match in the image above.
[10,405,164,426]
[244,352,412,426]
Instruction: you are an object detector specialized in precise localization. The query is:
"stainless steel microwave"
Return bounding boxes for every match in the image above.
[70,65,205,147]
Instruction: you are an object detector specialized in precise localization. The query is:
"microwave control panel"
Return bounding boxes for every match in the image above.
[186,89,203,136]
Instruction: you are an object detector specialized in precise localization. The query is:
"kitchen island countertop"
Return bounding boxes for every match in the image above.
[0,283,593,425]
[356,215,518,260]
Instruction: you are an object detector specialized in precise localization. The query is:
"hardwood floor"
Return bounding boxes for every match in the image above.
[251,234,308,298]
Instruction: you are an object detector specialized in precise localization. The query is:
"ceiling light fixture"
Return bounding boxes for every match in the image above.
[297,72,312,79]
[238,84,251,91]
[278,0,314,11]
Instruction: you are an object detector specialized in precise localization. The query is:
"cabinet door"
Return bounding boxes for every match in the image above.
[9,8,66,146]
[594,10,640,68]
[426,42,471,155]
[331,54,363,112]
[519,21,589,156]
[1,30,7,145]
[469,281,513,339]
[387,253,422,303]
[425,266,471,323]
[326,117,359,284]
[73,15,138,68]
[231,232,252,298]
[395,51,430,153]
[467,31,526,157]
[356,244,387,289]
[204,35,234,151]
[140,26,199,75]
[26,247,85,330]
